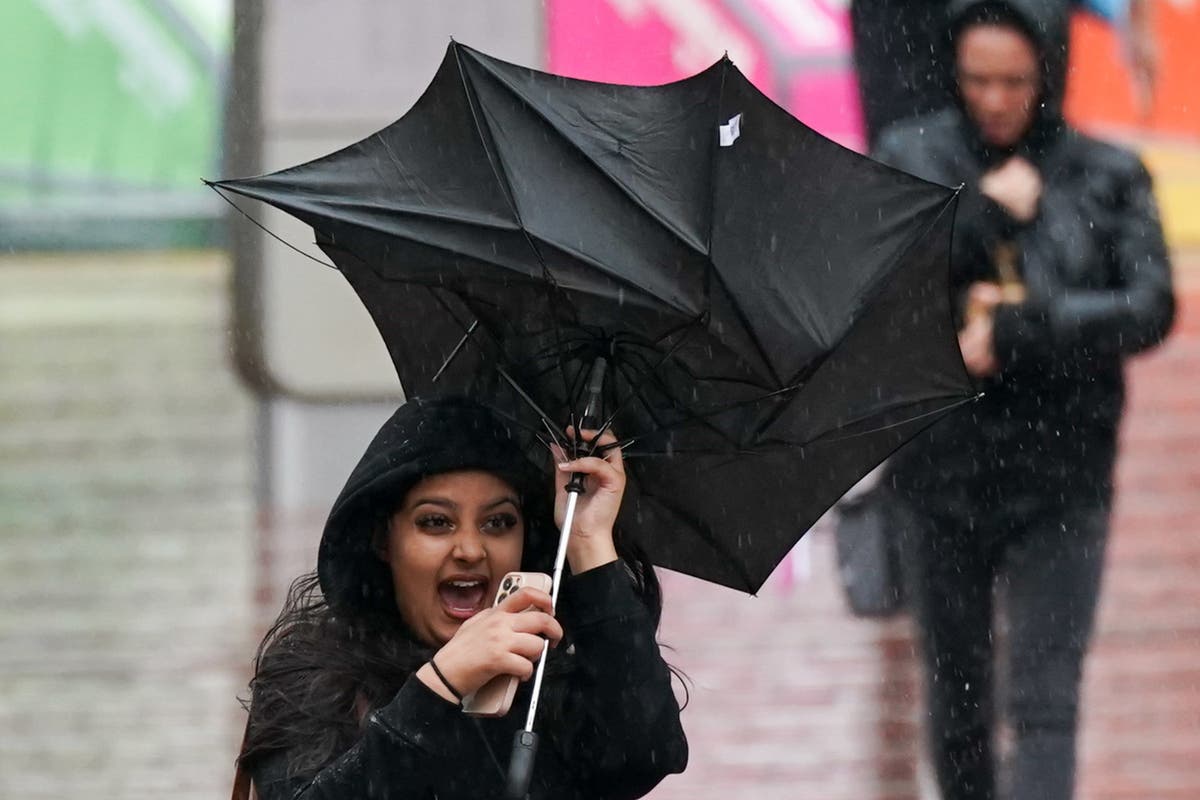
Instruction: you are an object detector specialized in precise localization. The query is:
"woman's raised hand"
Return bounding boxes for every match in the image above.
[551,427,622,573]
[417,587,562,704]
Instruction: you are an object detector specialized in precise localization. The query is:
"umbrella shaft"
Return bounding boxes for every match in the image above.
[524,488,579,731]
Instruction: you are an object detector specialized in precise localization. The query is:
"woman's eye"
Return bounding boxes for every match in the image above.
[415,514,453,532]
[482,513,519,533]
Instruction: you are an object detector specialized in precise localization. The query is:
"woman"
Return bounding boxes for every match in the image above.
[850,0,1159,147]
[873,2,1173,799]
[235,396,688,799]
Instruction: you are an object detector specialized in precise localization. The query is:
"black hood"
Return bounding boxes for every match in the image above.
[946,0,1071,161]
[318,396,553,612]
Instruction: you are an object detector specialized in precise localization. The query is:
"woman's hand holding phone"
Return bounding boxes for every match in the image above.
[417,582,561,709]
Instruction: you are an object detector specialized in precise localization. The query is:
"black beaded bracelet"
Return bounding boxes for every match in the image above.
[428,659,464,703]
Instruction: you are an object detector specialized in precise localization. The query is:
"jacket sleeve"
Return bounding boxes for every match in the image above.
[250,678,499,800]
[992,157,1175,366]
[555,561,688,799]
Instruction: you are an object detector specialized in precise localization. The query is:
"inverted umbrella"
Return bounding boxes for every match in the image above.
[213,41,971,596]
[212,40,974,794]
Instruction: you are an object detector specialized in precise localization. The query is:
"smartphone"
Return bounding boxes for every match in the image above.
[461,571,554,718]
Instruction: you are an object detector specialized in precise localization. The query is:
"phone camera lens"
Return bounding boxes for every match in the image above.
[502,576,513,591]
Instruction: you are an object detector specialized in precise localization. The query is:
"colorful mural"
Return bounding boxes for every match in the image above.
[546,0,864,151]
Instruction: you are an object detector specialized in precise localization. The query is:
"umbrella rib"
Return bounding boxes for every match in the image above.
[608,352,748,455]
[431,319,479,384]
[423,288,514,381]
[482,405,570,463]
[207,184,338,270]
[795,393,980,447]
[615,327,773,392]
[495,365,570,450]
[596,318,703,436]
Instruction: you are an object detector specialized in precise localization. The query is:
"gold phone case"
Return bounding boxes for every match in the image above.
[461,571,554,717]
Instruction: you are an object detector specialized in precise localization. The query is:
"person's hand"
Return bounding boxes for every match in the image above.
[417,587,563,703]
[960,282,1001,378]
[979,157,1042,223]
[551,427,622,574]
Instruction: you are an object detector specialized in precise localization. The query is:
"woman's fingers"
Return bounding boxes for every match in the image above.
[493,588,562,648]
[496,586,553,614]
[500,652,538,681]
[556,454,618,476]
[508,630,554,663]
[510,610,563,647]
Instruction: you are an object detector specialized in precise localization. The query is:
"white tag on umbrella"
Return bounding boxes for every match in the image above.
[719,113,742,146]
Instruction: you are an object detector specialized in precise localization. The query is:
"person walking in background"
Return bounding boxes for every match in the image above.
[870,1,1174,798]
[850,0,1160,147]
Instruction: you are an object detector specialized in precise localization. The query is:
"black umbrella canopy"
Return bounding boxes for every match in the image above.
[212,41,974,593]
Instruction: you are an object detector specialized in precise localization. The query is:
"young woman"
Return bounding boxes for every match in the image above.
[236,396,687,799]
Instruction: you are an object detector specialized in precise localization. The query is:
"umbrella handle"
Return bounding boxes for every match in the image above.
[508,356,607,795]
[504,730,539,799]
[565,357,609,494]
[506,488,580,798]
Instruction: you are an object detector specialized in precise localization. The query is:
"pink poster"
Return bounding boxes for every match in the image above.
[546,0,865,151]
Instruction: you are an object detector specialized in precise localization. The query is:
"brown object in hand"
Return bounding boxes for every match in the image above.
[461,571,555,718]
[966,241,1026,323]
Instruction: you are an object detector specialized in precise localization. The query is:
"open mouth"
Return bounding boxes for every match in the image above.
[438,577,489,620]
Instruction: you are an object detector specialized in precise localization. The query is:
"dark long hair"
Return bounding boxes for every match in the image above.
[238,501,674,785]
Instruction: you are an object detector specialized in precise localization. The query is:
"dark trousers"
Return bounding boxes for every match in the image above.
[900,497,1109,800]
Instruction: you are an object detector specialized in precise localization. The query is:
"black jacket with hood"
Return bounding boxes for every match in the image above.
[245,398,687,800]
[873,0,1174,505]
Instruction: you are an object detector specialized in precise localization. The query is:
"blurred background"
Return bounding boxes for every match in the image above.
[1,1,1197,798]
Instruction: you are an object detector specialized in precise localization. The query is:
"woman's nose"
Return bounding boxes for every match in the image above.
[981,85,1007,113]
[451,528,487,563]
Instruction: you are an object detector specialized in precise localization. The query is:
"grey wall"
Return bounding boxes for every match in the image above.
[223,0,543,593]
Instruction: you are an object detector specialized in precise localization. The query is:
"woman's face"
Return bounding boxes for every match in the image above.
[957,24,1041,149]
[382,470,525,646]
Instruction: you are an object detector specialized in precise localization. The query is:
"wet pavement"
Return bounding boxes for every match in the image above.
[2,249,1197,799]
[0,252,256,800]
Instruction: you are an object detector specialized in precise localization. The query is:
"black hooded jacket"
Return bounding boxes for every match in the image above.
[850,0,1075,144]
[872,0,1175,503]
[245,398,687,800]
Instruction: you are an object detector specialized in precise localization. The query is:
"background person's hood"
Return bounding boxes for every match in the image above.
[946,0,1071,160]
[318,396,551,612]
